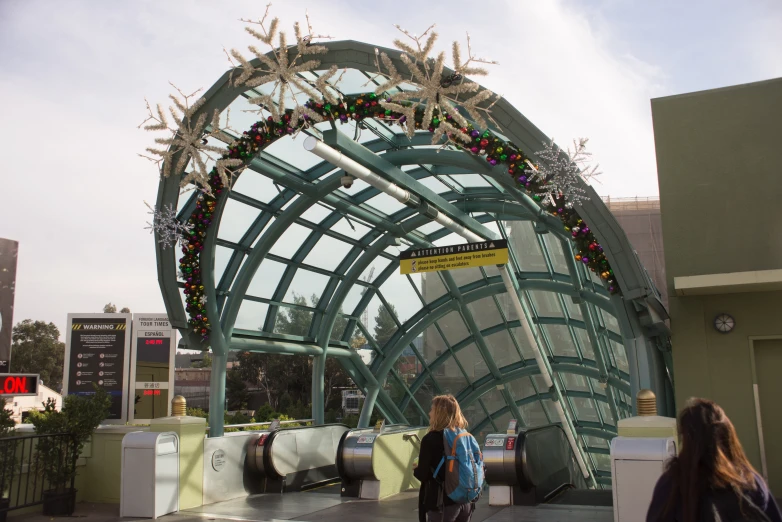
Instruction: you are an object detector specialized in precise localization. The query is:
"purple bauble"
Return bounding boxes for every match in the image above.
[582,257,590,264]
[518,176,527,183]
[470,130,480,138]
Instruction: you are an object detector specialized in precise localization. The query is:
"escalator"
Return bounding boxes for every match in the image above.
[484,424,612,507]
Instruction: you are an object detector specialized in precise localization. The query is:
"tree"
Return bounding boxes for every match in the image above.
[374,303,398,347]
[10,320,65,390]
[225,368,249,410]
[235,293,355,413]
[191,352,212,368]
[103,303,130,313]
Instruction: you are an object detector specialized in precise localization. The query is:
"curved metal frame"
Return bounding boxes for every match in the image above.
[153,40,672,479]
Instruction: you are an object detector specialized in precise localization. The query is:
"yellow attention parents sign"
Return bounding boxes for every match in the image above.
[399,240,509,275]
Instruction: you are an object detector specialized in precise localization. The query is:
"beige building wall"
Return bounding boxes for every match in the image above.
[652,77,782,489]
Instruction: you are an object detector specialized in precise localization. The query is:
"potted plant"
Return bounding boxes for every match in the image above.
[29,386,110,516]
[0,400,16,522]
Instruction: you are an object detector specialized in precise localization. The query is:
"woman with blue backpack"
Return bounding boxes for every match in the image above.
[414,394,485,522]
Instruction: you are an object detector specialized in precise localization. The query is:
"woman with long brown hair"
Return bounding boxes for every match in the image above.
[646,398,781,522]
[414,394,476,522]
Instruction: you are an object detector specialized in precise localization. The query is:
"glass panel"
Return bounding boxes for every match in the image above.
[543,324,578,357]
[493,412,514,435]
[330,215,373,238]
[542,234,570,275]
[235,300,268,331]
[481,387,506,418]
[300,202,333,224]
[419,272,449,304]
[218,197,263,244]
[414,377,437,417]
[561,372,589,392]
[283,270,331,305]
[599,400,615,426]
[454,173,492,188]
[330,313,349,342]
[508,376,538,401]
[273,303,314,337]
[520,400,549,427]
[594,453,611,472]
[563,295,584,321]
[377,271,424,326]
[365,294,400,349]
[214,245,233,286]
[574,327,595,359]
[438,311,470,346]
[484,330,522,369]
[529,291,562,317]
[572,397,600,423]
[303,235,355,272]
[507,326,538,360]
[610,341,630,373]
[584,435,609,449]
[248,259,287,298]
[463,402,488,440]
[454,342,488,382]
[466,296,503,332]
[268,222,310,259]
[417,175,453,195]
[508,221,546,271]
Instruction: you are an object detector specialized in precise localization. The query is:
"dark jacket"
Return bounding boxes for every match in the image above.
[646,470,782,522]
[415,430,456,521]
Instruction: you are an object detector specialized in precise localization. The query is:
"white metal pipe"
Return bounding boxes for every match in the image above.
[304,137,413,205]
[303,137,590,479]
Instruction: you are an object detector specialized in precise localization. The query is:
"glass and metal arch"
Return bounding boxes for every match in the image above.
[153,40,672,484]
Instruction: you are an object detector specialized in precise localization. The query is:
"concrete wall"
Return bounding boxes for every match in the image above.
[652,77,782,471]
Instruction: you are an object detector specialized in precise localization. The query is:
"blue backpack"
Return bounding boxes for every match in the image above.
[433,428,485,504]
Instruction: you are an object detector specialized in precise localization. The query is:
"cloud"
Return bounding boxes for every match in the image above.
[0,0,776,340]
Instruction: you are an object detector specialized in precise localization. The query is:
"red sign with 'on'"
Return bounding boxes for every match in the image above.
[0,374,40,396]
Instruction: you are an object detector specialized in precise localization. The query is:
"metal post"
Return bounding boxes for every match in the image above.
[208,352,227,437]
[312,354,325,425]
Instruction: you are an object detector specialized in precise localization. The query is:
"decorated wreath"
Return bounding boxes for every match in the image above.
[141,7,615,343]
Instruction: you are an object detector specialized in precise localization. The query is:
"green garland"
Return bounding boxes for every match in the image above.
[179,93,619,343]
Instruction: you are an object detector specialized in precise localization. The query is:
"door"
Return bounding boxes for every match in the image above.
[755,339,782,494]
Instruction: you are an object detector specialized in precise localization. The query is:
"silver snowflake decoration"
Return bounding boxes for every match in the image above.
[144,201,193,249]
[374,26,499,144]
[198,295,208,306]
[526,138,601,207]
[228,6,339,125]
[139,84,244,194]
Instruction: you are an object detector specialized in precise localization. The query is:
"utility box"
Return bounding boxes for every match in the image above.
[610,437,676,522]
[121,431,180,518]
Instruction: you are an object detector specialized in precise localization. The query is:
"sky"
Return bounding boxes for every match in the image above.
[0,0,780,340]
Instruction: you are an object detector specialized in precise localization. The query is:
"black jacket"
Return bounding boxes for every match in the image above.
[415,430,456,521]
[646,470,782,522]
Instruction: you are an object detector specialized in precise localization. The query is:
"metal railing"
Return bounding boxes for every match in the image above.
[601,196,660,211]
[0,432,79,514]
[207,418,315,432]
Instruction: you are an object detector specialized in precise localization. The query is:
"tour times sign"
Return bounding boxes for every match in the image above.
[64,313,132,423]
[129,314,176,423]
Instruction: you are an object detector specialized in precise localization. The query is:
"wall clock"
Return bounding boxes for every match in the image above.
[714,314,735,333]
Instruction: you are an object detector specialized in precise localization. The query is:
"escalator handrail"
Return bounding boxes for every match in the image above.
[517,423,571,489]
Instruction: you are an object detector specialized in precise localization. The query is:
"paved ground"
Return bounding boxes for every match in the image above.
[9,496,614,522]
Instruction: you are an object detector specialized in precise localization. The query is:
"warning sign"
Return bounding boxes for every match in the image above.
[399,240,509,275]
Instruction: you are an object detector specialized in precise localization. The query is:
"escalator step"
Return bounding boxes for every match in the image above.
[547,489,613,507]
